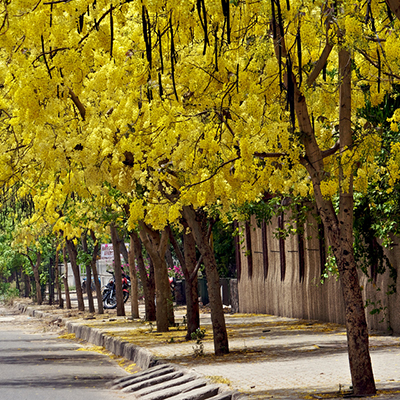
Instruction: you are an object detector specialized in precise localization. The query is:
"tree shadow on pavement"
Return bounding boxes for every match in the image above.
[236,387,400,400]
[0,352,111,366]
[0,375,119,389]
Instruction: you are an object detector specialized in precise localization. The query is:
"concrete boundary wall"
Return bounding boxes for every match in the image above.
[237,212,400,333]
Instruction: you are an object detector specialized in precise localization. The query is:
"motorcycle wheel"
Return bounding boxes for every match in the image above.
[103,293,117,309]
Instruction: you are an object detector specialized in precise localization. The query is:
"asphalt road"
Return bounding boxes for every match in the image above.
[0,305,131,400]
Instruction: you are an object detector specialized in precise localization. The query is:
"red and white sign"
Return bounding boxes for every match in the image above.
[101,244,114,259]
[100,243,130,260]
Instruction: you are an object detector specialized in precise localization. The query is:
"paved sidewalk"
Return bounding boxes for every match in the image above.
[13,300,400,399]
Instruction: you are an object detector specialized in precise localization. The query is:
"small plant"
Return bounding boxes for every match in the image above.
[365,298,392,331]
[312,246,339,286]
[0,282,19,306]
[191,328,206,357]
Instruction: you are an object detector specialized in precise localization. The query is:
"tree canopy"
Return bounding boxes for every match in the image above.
[0,0,399,222]
[2,0,400,394]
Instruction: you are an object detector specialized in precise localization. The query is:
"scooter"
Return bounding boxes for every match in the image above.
[82,277,101,294]
[102,270,130,309]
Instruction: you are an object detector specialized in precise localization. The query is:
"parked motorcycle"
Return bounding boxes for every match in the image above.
[102,270,130,309]
[169,276,176,300]
[82,277,101,294]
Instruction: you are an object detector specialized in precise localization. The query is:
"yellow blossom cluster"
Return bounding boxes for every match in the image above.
[0,0,397,232]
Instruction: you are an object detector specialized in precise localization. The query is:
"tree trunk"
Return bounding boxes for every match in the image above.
[54,245,63,308]
[138,222,173,331]
[48,256,55,306]
[165,248,174,271]
[65,239,85,311]
[182,206,229,355]
[119,237,129,264]
[386,0,400,20]
[31,252,42,305]
[335,49,375,395]
[128,234,139,318]
[314,188,375,395]
[168,224,200,340]
[23,270,30,298]
[86,264,95,313]
[62,246,71,309]
[285,42,376,395]
[90,231,103,314]
[182,226,200,340]
[81,233,95,313]
[130,230,156,321]
[110,223,125,316]
[15,270,20,293]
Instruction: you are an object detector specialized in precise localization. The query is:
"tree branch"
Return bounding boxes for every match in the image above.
[321,141,340,159]
[43,0,73,4]
[358,49,400,80]
[138,219,150,236]
[167,225,186,271]
[254,152,286,158]
[68,87,86,120]
[190,254,203,282]
[184,156,240,190]
[78,5,116,45]
[306,42,333,87]
[188,220,211,281]
[365,36,386,43]
[32,47,69,65]
[21,252,34,267]
[40,35,52,79]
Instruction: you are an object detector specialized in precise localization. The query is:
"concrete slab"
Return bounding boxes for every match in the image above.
[139,379,208,400]
[121,370,184,393]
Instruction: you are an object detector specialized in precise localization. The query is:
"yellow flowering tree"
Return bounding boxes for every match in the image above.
[2,0,400,391]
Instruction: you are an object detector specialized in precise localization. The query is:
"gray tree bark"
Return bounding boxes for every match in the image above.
[54,243,63,308]
[168,224,200,340]
[62,245,71,309]
[128,234,140,318]
[81,232,95,313]
[386,0,400,20]
[90,230,104,314]
[130,230,156,321]
[110,222,125,316]
[25,251,42,305]
[182,206,229,355]
[139,222,173,332]
[284,43,376,395]
[65,238,84,311]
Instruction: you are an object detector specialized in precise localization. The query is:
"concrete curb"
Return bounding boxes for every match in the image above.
[16,304,244,399]
[18,304,48,319]
[66,320,158,370]
[17,304,158,370]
